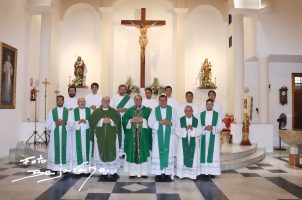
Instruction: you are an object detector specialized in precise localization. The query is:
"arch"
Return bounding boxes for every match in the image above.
[188,1,227,22]
[188,4,224,23]
[61,2,99,20]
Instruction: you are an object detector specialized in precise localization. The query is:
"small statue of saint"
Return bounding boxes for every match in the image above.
[72,56,87,86]
[199,58,216,88]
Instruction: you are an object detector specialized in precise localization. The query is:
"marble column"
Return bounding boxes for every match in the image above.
[174,8,189,102]
[38,12,52,122]
[99,7,113,96]
[257,55,269,123]
[232,13,244,123]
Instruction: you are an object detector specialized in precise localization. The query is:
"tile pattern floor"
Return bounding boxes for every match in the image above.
[0,152,301,200]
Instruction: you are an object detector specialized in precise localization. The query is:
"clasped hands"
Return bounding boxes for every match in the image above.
[131,117,143,123]
[204,125,213,131]
[56,120,66,126]
[117,108,127,113]
[78,119,87,124]
[159,119,172,125]
[103,117,112,124]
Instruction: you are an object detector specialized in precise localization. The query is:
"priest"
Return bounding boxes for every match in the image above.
[199,99,223,178]
[148,95,176,182]
[64,86,78,110]
[110,84,134,156]
[142,87,158,111]
[177,91,200,118]
[46,95,72,172]
[85,82,103,112]
[89,96,122,181]
[176,105,201,180]
[122,95,152,178]
[70,97,91,174]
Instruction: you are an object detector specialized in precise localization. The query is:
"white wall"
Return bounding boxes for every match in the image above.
[59,3,101,98]
[257,0,302,55]
[185,5,228,109]
[245,61,302,146]
[0,0,30,157]
[112,0,174,95]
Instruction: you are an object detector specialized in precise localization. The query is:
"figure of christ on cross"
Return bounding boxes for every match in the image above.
[121,8,166,88]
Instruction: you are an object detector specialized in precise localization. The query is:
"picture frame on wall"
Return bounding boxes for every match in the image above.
[0,42,17,109]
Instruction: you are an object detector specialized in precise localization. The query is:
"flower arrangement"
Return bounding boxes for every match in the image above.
[125,77,140,95]
[149,77,165,96]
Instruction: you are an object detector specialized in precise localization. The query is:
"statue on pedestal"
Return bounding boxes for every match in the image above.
[198,58,217,89]
[71,56,87,87]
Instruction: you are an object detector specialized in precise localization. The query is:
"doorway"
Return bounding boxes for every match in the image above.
[292,73,302,129]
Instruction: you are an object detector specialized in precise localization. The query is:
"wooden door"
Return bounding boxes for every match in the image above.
[292,73,302,129]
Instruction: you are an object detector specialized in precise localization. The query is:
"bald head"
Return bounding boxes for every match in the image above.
[101,96,110,108]
[78,97,86,109]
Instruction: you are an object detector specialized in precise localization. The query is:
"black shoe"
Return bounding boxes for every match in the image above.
[165,175,172,182]
[210,175,215,179]
[129,176,136,179]
[141,175,148,179]
[161,174,165,181]
[114,173,120,179]
[155,175,161,182]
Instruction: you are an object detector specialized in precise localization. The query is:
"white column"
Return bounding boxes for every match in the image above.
[257,55,269,123]
[38,12,51,122]
[99,7,113,96]
[232,14,244,123]
[174,8,189,102]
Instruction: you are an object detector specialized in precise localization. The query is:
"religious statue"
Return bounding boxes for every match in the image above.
[131,22,157,60]
[241,87,251,145]
[198,58,217,89]
[71,56,87,87]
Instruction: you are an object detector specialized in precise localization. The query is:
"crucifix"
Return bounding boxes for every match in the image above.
[121,8,166,88]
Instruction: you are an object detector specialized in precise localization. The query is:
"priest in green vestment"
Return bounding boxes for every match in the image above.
[176,105,202,180]
[46,95,72,172]
[199,99,223,178]
[89,96,122,180]
[70,97,91,174]
[122,95,152,178]
[110,84,134,156]
[148,95,177,182]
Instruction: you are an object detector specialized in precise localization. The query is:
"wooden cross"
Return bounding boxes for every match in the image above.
[42,78,50,121]
[121,8,166,88]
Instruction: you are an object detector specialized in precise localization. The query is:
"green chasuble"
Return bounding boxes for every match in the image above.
[155,105,173,170]
[180,116,198,168]
[52,107,69,165]
[122,106,152,164]
[200,110,218,163]
[89,106,121,162]
[73,107,91,165]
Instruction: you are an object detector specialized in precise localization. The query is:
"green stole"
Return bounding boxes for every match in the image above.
[117,95,130,109]
[52,107,69,165]
[74,107,91,165]
[200,110,218,163]
[180,116,198,168]
[155,105,172,170]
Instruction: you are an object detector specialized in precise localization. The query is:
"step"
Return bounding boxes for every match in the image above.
[221,144,257,161]
[221,149,265,171]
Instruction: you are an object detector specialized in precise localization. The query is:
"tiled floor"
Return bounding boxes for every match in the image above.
[0,152,301,200]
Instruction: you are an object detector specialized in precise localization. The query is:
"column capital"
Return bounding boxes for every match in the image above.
[173,8,189,15]
[99,7,113,14]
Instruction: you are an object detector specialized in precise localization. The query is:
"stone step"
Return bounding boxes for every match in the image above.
[221,144,257,161]
[221,149,265,171]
